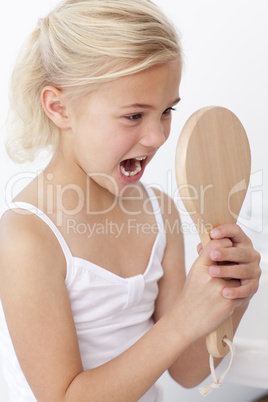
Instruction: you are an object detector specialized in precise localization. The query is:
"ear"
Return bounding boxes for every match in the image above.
[41,86,70,129]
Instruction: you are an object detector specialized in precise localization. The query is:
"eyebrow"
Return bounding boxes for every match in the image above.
[121,97,181,110]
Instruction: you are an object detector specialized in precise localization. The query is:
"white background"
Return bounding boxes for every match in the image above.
[0,1,267,401]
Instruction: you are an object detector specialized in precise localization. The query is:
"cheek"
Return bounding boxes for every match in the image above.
[105,126,138,155]
[72,114,138,164]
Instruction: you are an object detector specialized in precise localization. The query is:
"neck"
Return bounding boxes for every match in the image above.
[41,157,117,217]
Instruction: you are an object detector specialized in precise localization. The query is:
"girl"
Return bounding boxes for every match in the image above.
[0,0,261,401]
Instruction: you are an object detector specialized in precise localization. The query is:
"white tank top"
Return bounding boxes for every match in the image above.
[0,186,166,401]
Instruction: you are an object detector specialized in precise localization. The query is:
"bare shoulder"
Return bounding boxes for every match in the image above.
[0,209,82,400]
[0,208,66,283]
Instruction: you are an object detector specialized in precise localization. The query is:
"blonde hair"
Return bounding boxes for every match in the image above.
[6,0,182,163]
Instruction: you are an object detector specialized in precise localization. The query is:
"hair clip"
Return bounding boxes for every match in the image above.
[37,17,44,29]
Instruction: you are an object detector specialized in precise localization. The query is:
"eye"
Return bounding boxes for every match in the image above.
[124,113,143,121]
[163,107,176,116]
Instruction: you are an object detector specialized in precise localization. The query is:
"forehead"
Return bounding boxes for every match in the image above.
[90,60,182,106]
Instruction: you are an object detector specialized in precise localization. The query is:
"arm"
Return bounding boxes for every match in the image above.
[153,190,261,388]
[0,210,200,401]
[0,207,260,401]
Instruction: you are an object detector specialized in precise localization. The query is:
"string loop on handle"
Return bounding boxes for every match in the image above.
[199,338,236,397]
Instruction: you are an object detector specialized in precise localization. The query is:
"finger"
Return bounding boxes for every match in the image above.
[197,238,234,267]
[209,246,251,265]
[209,263,249,280]
[210,224,251,246]
[198,238,233,258]
[208,238,234,261]
[222,280,258,300]
[210,245,261,270]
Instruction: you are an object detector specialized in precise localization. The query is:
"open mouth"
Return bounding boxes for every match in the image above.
[120,157,147,177]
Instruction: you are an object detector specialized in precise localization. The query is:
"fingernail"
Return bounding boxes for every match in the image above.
[213,250,221,260]
[210,266,220,275]
[223,289,232,298]
[211,229,220,238]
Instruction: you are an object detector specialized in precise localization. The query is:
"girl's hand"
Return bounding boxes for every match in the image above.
[177,224,261,341]
[198,224,261,304]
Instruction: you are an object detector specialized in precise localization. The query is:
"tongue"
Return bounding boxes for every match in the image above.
[121,158,137,172]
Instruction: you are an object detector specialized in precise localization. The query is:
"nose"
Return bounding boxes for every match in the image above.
[139,122,169,149]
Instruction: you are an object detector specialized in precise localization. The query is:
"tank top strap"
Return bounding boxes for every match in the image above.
[5,202,73,268]
[143,185,166,246]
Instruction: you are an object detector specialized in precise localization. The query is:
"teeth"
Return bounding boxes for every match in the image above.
[130,160,142,176]
[120,165,130,176]
[135,157,146,161]
[120,159,142,177]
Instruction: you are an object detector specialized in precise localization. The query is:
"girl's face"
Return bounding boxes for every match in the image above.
[64,60,181,196]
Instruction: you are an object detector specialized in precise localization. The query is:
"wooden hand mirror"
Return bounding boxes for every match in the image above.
[175,106,251,358]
